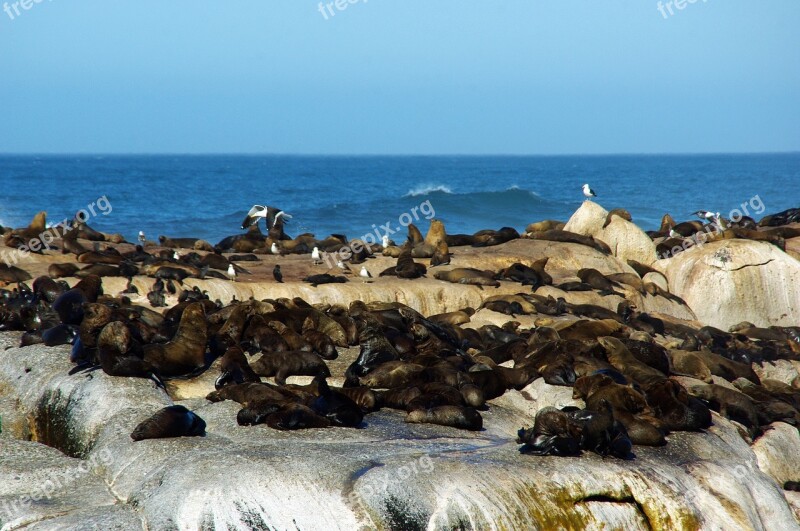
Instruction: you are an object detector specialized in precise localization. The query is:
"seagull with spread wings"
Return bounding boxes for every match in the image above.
[241,205,292,230]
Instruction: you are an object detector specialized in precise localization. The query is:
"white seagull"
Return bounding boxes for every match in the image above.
[582,183,597,199]
[381,234,390,249]
[138,231,146,245]
[271,242,280,255]
[311,246,321,264]
[227,264,237,282]
[692,210,716,221]
[360,266,372,279]
[241,205,293,230]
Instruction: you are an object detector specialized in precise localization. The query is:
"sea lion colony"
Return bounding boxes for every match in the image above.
[1,205,799,466]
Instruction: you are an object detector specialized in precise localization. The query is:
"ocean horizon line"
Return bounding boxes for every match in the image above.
[0,150,799,159]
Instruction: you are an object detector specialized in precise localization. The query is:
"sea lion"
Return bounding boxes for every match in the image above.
[569,402,632,459]
[428,308,475,326]
[131,405,206,441]
[251,350,330,385]
[52,275,103,325]
[388,244,427,279]
[4,211,47,249]
[309,377,364,427]
[264,403,331,430]
[687,383,761,436]
[206,381,288,407]
[530,230,611,254]
[0,264,32,283]
[405,405,483,431]
[215,346,261,389]
[142,302,208,377]
[517,406,583,456]
[577,268,625,296]
[96,321,157,378]
[626,260,659,278]
[429,239,451,267]
[48,263,80,278]
[598,336,666,388]
[603,208,632,228]
[357,361,425,389]
[433,268,499,288]
[472,227,519,247]
[643,379,712,432]
[525,220,564,234]
[303,273,348,287]
[668,350,713,382]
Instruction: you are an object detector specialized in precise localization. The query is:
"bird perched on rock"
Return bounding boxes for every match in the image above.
[360,266,372,279]
[138,231,146,245]
[311,247,322,264]
[227,264,237,282]
[273,264,283,283]
[271,242,280,255]
[582,183,597,199]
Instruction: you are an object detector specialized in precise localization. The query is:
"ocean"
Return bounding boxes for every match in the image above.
[0,154,798,245]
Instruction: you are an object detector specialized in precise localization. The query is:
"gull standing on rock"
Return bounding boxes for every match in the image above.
[226,264,237,282]
[582,183,597,199]
[271,242,280,255]
[360,266,372,279]
[311,246,322,264]
[138,231,146,245]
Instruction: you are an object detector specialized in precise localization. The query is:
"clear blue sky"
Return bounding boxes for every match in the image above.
[0,0,798,154]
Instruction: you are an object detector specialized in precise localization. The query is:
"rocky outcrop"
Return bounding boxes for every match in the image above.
[1,341,799,530]
[656,239,800,329]
[564,201,658,266]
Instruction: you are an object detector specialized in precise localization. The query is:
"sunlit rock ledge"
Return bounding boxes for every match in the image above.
[1,337,799,530]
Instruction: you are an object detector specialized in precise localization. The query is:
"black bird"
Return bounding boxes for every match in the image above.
[273,264,283,283]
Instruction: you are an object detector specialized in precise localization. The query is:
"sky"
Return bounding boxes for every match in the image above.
[0,0,798,155]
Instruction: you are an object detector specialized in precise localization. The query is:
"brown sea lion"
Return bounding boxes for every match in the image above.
[215,346,261,389]
[357,361,425,389]
[525,220,564,234]
[687,383,760,436]
[430,239,451,266]
[0,264,32,282]
[142,302,208,377]
[48,263,80,278]
[603,208,632,228]
[433,268,499,288]
[405,405,483,431]
[131,405,206,441]
[530,230,611,254]
[429,308,475,326]
[251,350,330,385]
[668,350,713,382]
[598,336,666,387]
[472,227,520,247]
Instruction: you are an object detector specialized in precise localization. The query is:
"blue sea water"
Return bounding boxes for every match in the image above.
[0,154,798,245]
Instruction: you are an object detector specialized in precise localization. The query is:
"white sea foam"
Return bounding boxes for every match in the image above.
[404,184,453,197]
